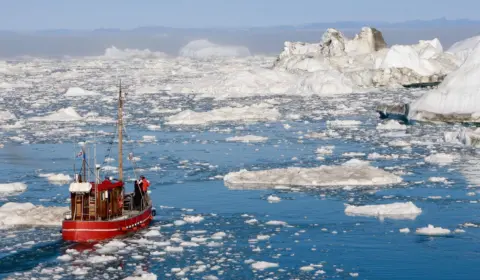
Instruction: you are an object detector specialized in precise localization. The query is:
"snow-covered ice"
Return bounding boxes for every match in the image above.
[0,182,27,196]
[0,202,68,228]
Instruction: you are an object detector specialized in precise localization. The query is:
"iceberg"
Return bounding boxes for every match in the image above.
[179,39,251,58]
[409,37,480,122]
[104,46,167,59]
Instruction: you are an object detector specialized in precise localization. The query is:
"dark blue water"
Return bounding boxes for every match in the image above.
[1,105,480,279]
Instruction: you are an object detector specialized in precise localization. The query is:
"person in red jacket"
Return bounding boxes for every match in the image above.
[140,176,150,192]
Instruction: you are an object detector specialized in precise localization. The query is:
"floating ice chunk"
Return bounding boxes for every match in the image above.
[226,135,268,143]
[142,136,156,142]
[428,177,448,183]
[376,120,406,130]
[96,240,127,254]
[166,104,280,125]
[455,229,466,233]
[415,224,451,236]
[345,202,422,220]
[57,254,73,262]
[0,110,16,122]
[144,230,161,237]
[30,107,83,122]
[350,272,359,277]
[183,215,204,223]
[300,266,315,271]
[326,120,361,127]
[0,202,68,228]
[180,241,199,247]
[211,232,227,240]
[245,219,258,225]
[251,261,279,270]
[64,87,100,97]
[399,228,411,233]
[266,221,288,226]
[367,153,399,160]
[87,255,117,264]
[0,182,27,196]
[256,235,270,241]
[124,272,158,280]
[39,173,72,184]
[224,161,401,189]
[425,153,457,165]
[267,195,281,203]
[316,146,334,155]
[165,246,184,253]
[147,125,161,131]
[389,140,410,148]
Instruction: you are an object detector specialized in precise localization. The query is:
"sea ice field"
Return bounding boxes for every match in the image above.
[1,29,480,279]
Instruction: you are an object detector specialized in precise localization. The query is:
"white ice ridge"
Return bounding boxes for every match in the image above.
[0,202,68,228]
[225,135,268,143]
[344,202,422,220]
[29,107,83,122]
[165,104,280,125]
[0,182,27,196]
[224,159,402,189]
[409,37,480,122]
[415,224,451,236]
[179,39,251,58]
[64,87,100,97]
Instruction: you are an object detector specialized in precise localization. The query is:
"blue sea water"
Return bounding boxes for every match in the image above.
[1,97,480,279]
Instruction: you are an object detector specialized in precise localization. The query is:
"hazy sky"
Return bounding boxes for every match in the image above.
[2,0,480,30]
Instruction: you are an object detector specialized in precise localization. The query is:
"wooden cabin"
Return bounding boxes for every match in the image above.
[69,179,124,221]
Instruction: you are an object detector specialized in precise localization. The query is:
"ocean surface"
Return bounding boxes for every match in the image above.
[1,94,480,279]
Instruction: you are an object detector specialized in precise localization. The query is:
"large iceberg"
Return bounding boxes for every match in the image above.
[409,38,480,122]
[224,160,402,189]
[179,39,251,58]
[274,27,458,89]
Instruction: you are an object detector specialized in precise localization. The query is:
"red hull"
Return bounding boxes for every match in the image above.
[62,206,153,242]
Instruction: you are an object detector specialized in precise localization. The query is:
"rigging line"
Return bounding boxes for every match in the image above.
[122,124,139,180]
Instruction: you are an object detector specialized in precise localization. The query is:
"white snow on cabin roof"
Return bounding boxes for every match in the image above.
[69,182,92,193]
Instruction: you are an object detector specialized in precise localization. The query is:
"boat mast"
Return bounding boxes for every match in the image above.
[118,80,124,181]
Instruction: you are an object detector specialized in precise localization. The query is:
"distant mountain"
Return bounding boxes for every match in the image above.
[8,17,480,35]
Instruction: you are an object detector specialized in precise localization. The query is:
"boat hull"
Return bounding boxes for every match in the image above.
[62,206,153,242]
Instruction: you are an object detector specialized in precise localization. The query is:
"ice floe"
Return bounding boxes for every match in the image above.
[424,153,457,165]
[64,87,100,97]
[225,135,268,143]
[0,202,68,228]
[376,120,406,130]
[415,224,451,236]
[0,182,27,196]
[224,160,402,189]
[344,202,422,220]
[29,107,83,122]
[39,173,72,184]
[251,261,279,270]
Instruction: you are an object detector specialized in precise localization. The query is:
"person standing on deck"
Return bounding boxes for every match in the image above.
[140,176,150,193]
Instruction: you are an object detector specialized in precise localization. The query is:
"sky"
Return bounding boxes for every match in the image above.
[1,0,480,30]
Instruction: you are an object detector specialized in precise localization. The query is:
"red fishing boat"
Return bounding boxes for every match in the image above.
[62,82,155,242]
